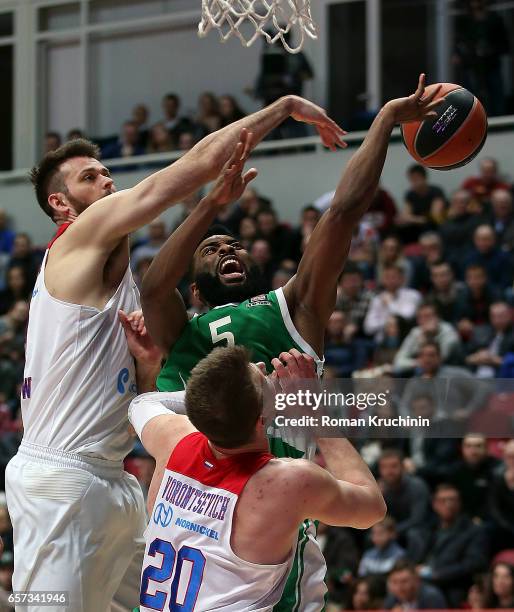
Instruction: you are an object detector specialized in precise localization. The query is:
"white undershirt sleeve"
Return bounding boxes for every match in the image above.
[128,391,187,439]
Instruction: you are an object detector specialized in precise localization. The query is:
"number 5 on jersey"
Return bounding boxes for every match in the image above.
[209,316,234,347]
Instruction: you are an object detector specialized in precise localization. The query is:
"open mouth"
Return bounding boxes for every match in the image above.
[217,255,246,284]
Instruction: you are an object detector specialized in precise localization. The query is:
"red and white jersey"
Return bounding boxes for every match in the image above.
[21,229,139,461]
[141,432,294,612]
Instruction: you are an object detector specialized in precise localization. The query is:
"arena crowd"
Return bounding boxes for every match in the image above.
[0,153,514,610]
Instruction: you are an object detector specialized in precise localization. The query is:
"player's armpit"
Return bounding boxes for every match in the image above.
[293,460,386,529]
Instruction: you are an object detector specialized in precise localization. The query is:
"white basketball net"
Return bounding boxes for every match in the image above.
[198,0,318,54]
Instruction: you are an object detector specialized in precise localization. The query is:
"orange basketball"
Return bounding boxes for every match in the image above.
[401,83,488,170]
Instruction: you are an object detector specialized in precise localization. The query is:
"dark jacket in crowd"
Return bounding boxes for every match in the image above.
[417,515,489,607]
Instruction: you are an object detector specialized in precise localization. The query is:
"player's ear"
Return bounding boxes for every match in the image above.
[48,192,71,222]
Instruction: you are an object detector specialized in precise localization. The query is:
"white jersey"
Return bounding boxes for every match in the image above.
[141,432,293,612]
[21,241,139,461]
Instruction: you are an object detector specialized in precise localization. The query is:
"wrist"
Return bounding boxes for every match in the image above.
[199,195,223,212]
[379,103,398,127]
[281,95,297,115]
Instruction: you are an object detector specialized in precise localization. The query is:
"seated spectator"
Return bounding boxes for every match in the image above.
[336,263,373,337]
[385,560,447,609]
[363,185,397,237]
[462,157,511,205]
[402,393,461,486]
[102,120,145,159]
[219,94,246,127]
[484,562,514,609]
[131,103,150,148]
[250,239,274,290]
[348,219,379,274]
[178,131,197,151]
[0,209,14,255]
[409,231,445,293]
[466,577,487,610]
[0,301,29,353]
[448,434,500,521]
[9,232,40,287]
[161,92,195,142]
[271,267,294,290]
[66,128,85,141]
[364,264,422,340]
[147,122,174,154]
[456,265,501,340]
[466,301,514,377]
[287,205,321,262]
[372,315,409,366]
[489,439,514,551]
[393,303,462,373]
[375,235,413,286]
[396,164,447,243]
[324,310,370,377]
[347,576,383,610]
[427,262,467,323]
[196,92,221,135]
[488,188,514,252]
[358,517,406,577]
[378,449,430,557]
[238,216,257,251]
[219,187,271,236]
[462,224,512,290]
[131,218,168,272]
[255,209,292,266]
[44,131,62,154]
[401,341,490,420]
[416,483,489,607]
[0,266,30,316]
[440,190,483,266]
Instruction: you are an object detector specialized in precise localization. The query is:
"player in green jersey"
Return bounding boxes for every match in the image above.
[140,75,443,611]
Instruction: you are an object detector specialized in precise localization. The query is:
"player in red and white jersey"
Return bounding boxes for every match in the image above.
[5,99,345,611]
[129,347,386,611]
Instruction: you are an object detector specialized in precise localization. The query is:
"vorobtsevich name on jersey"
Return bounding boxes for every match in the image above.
[274,415,431,428]
[162,475,231,521]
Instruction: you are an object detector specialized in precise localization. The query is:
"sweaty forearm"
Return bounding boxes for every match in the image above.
[190,96,294,181]
[331,106,396,221]
[142,198,218,299]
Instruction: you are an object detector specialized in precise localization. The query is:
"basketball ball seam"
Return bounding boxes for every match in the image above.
[424,96,487,168]
[413,87,466,161]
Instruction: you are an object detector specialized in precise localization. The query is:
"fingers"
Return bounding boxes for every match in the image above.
[243,168,258,186]
[271,357,288,379]
[414,73,426,99]
[422,83,442,105]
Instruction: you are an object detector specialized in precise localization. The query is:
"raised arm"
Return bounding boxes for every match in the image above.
[295,438,386,529]
[283,75,443,352]
[72,97,346,250]
[141,135,259,353]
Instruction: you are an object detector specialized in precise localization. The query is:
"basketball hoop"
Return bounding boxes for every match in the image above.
[198,0,318,54]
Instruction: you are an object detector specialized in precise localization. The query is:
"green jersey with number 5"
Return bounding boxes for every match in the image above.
[157,287,322,390]
[157,286,328,612]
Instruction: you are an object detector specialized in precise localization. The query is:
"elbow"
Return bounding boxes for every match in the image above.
[354,492,387,530]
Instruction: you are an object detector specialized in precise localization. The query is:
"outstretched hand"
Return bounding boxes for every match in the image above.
[269,348,317,394]
[290,97,347,151]
[206,128,258,209]
[385,73,445,124]
[119,310,162,365]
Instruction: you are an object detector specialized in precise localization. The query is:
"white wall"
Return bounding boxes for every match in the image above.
[1,127,512,246]
[87,26,262,136]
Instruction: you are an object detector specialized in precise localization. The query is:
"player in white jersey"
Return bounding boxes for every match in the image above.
[4,99,345,611]
[129,346,386,611]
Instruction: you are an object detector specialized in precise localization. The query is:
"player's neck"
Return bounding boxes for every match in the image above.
[208,438,268,458]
